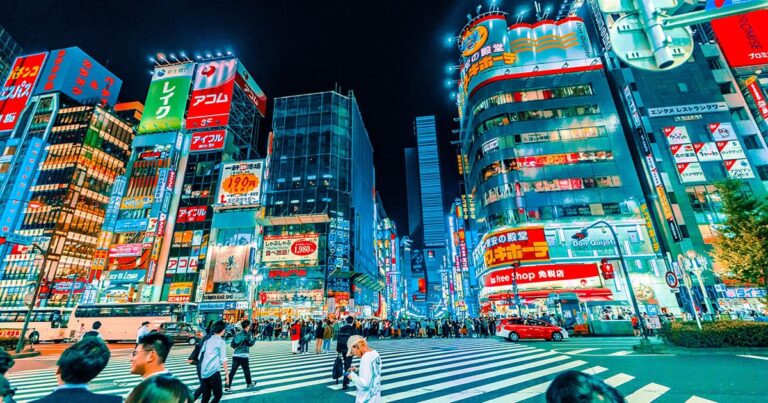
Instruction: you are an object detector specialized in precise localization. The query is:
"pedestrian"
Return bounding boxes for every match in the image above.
[345,335,382,403]
[187,331,212,401]
[545,370,625,402]
[290,320,301,354]
[126,374,193,403]
[30,338,120,403]
[198,320,229,403]
[130,332,172,379]
[226,320,256,392]
[631,315,642,337]
[322,319,333,353]
[336,316,355,391]
[300,320,312,354]
[264,320,274,342]
[315,320,325,354]
[206,320,214,335]
[0,350,15,403]
[136,321,151,344]
[82,321,103,340]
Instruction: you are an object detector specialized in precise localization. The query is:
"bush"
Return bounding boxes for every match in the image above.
[660,321,768,347]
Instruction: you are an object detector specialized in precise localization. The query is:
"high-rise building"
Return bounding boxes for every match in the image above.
[262,90,381,317]
[98,57,267,318]
[0,47,130,307]
[455,10,672,318]
[375,193,399,318]
[0,25,22,82]
[403,147,422,241]
[414,116,447,247]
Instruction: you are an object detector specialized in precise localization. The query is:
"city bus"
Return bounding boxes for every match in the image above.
[0,308,73,343]
[72,302,198,342]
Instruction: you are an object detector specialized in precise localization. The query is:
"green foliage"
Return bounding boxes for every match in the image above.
[660,321,768,347]
[711,179,768,304]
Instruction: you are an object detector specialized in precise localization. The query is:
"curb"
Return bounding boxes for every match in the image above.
[8,350,41,359]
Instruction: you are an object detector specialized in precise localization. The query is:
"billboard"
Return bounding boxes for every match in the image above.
[262,234,319,263]
[138,63,194,134]
[34,47,122,106]
[662,126,691,145]
[0,53,47,132]
[168,282,194,302]
[213,245,248,283]
[235,62,267,117]
[0,137,44,233]
[108,243,143,258]
[676,162,706,183]
[712,10,768,68]
[190,129,226,152]
[217,160,264,206]
[708,122,737,141]
[724,158,756,179]
[185,59,237,129]
[482,226,550,269]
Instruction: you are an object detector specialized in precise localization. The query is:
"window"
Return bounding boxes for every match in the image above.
[743,135,761,150]
[730,108,750,121]
[475,105,601,138]
[472,84,594,116]
[756,165,768,181]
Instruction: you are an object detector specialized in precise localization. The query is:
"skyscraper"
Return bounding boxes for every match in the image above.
[0,25,22,82]
[414,116,447,247]
[262,90,381,317]
[403,147,422,241]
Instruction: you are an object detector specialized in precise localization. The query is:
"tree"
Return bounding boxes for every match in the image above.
[710,179,768,305]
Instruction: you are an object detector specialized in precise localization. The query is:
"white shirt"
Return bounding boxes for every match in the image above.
[137,326,150,343]
[349,350,382,403]
[199,334,227,379]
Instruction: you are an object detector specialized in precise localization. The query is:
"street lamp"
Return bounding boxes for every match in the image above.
[244,272,264,320]
[572,220,647,339]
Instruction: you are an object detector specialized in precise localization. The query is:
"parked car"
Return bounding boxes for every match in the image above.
[495,317,569,342]
[157,322,204,345]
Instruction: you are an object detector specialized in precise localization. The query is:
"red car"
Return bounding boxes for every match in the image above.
[495,317,569,342]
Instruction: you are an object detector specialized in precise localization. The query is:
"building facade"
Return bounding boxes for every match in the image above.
[0,25,22,83]
[262,91,381,318]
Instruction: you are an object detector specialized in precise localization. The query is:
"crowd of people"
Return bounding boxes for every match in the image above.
[0,314,641,403]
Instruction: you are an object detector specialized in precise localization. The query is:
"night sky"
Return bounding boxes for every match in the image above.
[1,1,499,231]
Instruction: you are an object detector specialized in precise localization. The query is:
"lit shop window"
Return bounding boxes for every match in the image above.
[479,150,614,184]
[475,105,601,137]
[482,176,622,206]
[472,84,594,116]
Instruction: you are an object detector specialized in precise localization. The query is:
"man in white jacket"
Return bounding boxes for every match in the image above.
[346,335,381,403]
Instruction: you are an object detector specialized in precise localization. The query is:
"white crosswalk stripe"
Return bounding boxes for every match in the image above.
[4,338,717,402]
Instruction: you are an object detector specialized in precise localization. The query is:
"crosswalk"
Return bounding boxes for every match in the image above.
[6,338,715,402]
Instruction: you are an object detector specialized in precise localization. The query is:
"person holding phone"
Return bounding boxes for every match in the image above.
[345,335,381,403]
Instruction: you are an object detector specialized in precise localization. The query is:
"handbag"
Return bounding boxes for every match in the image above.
[332,353,344,381]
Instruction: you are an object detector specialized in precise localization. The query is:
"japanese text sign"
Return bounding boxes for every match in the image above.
[217,160,264,207]
[482,226,550,268]
[138,63,194,134]
[34,47,122,107]
[186,59,237,129]
[262,234,319,263]
[0,53,47,132]
[190,129,226,152]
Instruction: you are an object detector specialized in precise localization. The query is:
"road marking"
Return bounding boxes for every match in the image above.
[607,350,634,356]
[626,382,671,402]
[737,354,768,361]
[564,348,599,354]
[603,373,635,387]
[418,360,588,403]
[380,355,571,401]
[686,396,717,403]
[481,365,607,403]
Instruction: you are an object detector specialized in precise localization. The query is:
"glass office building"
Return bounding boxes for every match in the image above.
[0,25,22,83]
[262,91,381,318]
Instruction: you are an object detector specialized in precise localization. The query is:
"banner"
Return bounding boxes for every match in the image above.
[190,129,226,152]
[0,52,47,132]
[716,140,746,160]
[235,62,267,117]
[662,126,691,145]
[692,142,721,161]
[744,76,768,120]
[106,269,146,284]
[138,63,194,134]
[168,282,194,302]
[708,122,737,141]
[482,226,550,269]
[670,144,697,163]
[213,245,248,282]
[711,10,768,68]
[483,263,600,288]
[724,158,756,179]
[108,243,143,258]
[217,160,264,206]
[262,234,319,263]
[676,162,706,183]
[177,206,207,223]
[186,58,238,129]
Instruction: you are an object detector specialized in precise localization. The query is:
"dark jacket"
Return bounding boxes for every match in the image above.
[30,388,121,403]
[188,333,212,365]
[231,330,255,356]
[336,324,353,353]
[314,323,324,338]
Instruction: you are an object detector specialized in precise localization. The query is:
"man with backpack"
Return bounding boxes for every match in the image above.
[335,316,355,391]
[226,320,256,393]
[198,321,229,403]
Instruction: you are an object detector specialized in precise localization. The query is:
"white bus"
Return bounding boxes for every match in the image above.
[72,302,198,342]
[0,308,73,343]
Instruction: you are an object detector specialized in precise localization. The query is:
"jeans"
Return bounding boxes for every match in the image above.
[322,338,331,352]
[228,356,252,387]
[201,371,223,403]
